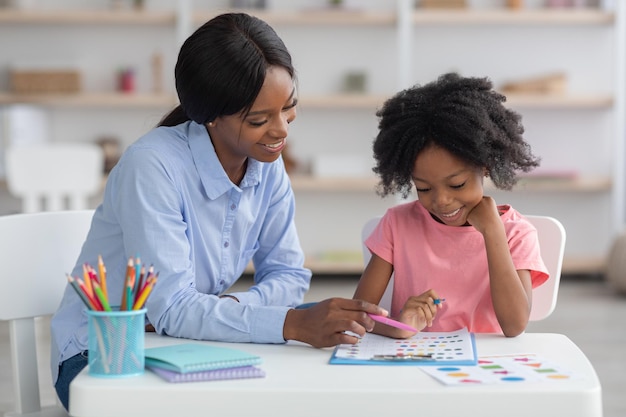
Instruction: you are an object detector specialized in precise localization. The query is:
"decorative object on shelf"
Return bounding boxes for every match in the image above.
[109,0,144,10]
[281,142,299,175]
[545,0,593,7]
[507,0,524,8]
[500,72,567,95]
[606,230,626,294]
[96,136,122,174]
[328,0,344,7]
[10,68,81,94]
[117,67,135,93]
[229,0,266,9]
[343,71,367,94]
[417,0,467,8]
[152,52,163,94]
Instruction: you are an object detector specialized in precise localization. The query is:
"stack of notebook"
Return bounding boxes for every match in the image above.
[144,343,265,383]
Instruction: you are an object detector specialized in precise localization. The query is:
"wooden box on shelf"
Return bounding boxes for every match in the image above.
[10,69,81,94]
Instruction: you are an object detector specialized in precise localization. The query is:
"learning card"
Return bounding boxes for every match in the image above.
[329,327,477,366]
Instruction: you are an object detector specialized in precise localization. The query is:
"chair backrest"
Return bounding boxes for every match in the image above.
[0,209,94,416]
[361,214,566,322]
[5,143,103,213]
[525,215,566,321]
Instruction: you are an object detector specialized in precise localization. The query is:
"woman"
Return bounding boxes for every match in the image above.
[51,12,384,411]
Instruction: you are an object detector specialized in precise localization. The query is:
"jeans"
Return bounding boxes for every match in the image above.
[54,350,88,411]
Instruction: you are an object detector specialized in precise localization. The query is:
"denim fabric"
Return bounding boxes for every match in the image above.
[54,350,88,411]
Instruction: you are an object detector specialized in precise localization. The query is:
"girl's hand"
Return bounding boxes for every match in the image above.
[466,196,501,234]
[396,289,442,335]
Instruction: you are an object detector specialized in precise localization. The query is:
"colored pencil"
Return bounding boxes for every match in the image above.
[134,255,141,295]
[67,274,96,310]
[133,277,157,310]
[82,263,94,298]
[120,257,134,311]
[93,281,112,312]
[134,265,145,304]
[126,274,135,311]
[76,277,103,310]
[98,255,108,299]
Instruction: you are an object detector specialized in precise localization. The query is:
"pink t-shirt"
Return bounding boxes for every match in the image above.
[365,201,549,334]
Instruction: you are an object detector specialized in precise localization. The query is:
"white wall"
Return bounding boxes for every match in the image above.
[0,0,621,272]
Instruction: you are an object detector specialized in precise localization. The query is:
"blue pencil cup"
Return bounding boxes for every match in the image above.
[87,308,146,377]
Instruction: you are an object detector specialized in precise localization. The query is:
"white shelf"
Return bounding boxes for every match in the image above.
[0,8,612,27]
[194,9,395,26]
[0,92,178,108]
[486,176,612,193]
[411,9,614,25]
[290,175,611,193]
[505,93,614,109]
[0,9,176,25]
[245,254,607,276]
[0,92,610,111]
[290,176,378,192]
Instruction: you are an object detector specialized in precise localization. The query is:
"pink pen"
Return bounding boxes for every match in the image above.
[367,314,418,333]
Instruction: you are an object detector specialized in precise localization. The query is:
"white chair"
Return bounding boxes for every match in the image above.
[0,210,94,417]
[361,214,566,321]
[5,143,104,213]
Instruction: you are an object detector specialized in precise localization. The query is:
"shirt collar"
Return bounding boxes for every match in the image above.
[187,121,262,200]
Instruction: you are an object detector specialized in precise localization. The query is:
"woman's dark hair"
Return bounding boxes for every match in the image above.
[159,13,295,127]
[372,72,540,198]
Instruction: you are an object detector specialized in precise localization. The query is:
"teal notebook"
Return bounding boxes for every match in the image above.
[144,343,262,373]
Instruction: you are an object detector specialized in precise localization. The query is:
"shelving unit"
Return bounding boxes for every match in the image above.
[0,0,623,276]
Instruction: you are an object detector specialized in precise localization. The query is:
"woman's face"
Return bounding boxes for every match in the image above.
[208,66,297,165]
[412,144,485,226]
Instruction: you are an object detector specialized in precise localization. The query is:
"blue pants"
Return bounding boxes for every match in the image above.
[54,350,88,411]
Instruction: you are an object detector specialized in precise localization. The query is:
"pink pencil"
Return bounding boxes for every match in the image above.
[368,314,418,333]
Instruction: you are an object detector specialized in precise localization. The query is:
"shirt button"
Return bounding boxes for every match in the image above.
[219,280,225,285]
[224,241,229,248]
[230,204,236,210]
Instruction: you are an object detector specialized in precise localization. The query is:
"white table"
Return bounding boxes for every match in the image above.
[70,332,602,417]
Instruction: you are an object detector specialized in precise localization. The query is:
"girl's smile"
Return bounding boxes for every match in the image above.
[411,144,485,227]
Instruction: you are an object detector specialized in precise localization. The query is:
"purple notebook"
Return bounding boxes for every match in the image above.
[148,365,266,383]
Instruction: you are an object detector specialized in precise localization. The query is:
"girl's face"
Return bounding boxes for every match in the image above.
[412,144,485,227]
[208,65,297,165]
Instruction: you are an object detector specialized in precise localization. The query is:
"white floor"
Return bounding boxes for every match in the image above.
[1,277,624,417]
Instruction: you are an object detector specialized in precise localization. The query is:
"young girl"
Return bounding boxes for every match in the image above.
[353,72,549,338]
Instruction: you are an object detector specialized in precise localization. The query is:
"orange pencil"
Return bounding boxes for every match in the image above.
[82,263,94,298]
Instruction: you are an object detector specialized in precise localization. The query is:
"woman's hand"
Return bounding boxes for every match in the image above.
[283,298,387,348]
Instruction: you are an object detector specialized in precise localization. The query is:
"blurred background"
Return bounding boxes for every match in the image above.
[0,0,624,415]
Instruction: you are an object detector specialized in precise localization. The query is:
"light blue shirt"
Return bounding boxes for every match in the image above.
[50,121,311,382]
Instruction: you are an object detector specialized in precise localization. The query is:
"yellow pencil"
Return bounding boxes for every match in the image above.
[133,278,156,310]
[98,255,108,299]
